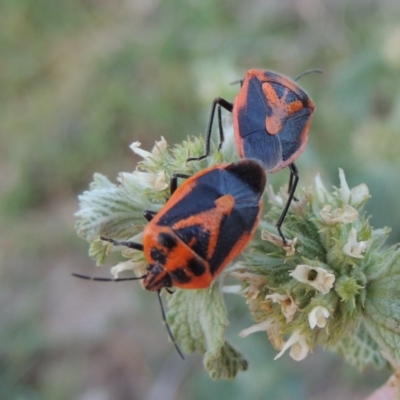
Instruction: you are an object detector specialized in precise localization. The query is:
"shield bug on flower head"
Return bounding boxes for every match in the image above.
[188,69,319,243]
[74,159,266,357]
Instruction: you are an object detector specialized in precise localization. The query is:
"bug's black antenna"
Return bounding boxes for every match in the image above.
[157,290,185,360]
[72,273,147,282]
[294,68,323,82]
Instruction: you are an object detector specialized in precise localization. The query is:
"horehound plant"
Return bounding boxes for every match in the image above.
[75,136,400,384]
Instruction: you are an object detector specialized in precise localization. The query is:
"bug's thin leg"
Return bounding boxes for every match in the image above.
[217,105,224,151]
[100,237,144,251]
[170,173,191,195]
[276,163,299,244]
[157,290,184,360]
[72,273,147,282]
[287,166,298,202]
[187,97,233,162]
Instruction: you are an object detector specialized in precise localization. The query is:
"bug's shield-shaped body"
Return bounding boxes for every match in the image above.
[233,69,315,172]
[142,160,266,291]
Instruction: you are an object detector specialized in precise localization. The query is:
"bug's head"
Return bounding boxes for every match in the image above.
[143,263,172,291]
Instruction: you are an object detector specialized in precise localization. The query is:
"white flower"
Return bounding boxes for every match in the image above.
[239,318,284,350]
[151,136,167,157]
[320,204,358,225]
[266,293,298,323]
[239,319,274,338]
[274,330,309,361]
[222,285,242,294]
[342,228,371,259]
[308,306,330,329]
[111,260,136,277]
[338,168,369,206]
[315,173,332,204]
[130,141,153,160]
[111,258,147,279]
[130,137,167,161]
[290,265,335,294]
[132,170,168,190]
[119,170,168,191]
[261,230,297,256]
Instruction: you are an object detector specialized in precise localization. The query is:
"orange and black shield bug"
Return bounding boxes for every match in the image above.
[74,159,266,358]
[188,69,319,243]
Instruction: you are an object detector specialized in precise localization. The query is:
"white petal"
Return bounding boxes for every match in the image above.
[151,136,168,157]
[289,339,309,361]
[130,141,152,159]
[338,168,370,206]
[153,171,169,190]
[342,228,371,259]
[239,319,273,338]
[290,265,335,294]
[350,183,369,206]
[274,330,309,361]
[265,293,289,303]
[339,168,351,204]
[315,173,332,204]
[128,170,168,191]
[222,285,242,294]
[308,306,330,329]
[110,260,136,278]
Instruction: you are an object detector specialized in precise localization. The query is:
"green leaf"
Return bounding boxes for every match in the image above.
[204,341,248,381]
[74,173,153,264]
[363,267,400,362]
[328,322,388,370]
[166,284,247,380]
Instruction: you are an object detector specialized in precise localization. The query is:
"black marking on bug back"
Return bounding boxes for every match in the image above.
[238,76,269,138]
[207,161,266,274]
[224,160,266,197]
[171,268,191,284]
[278,108,311,162]
[173,224,210,261]
[157,169,224,228]
[158,232,177,250]
[150,247,167,265]
[208,206,258,275]
[187,257,206,276]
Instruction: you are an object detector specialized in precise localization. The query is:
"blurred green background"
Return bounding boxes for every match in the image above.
[2,0,400,399]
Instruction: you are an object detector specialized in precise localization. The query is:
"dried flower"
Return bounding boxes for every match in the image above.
[261,230,297,256]
[266,293,298,323]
